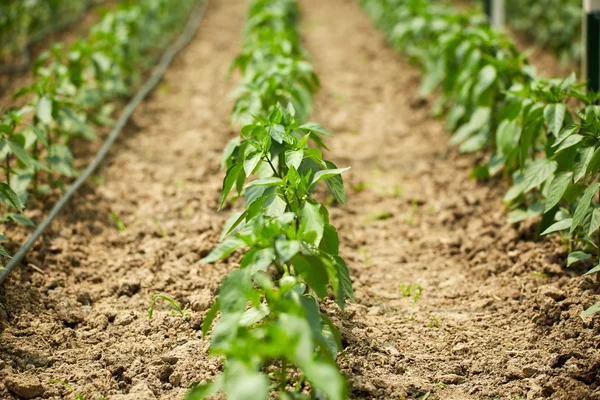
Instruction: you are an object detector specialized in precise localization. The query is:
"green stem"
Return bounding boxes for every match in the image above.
[5,155,10,187]
[279,359,287,391]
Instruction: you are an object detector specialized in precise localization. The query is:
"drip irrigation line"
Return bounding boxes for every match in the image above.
[0,0,210,285]
[0,0,101,75]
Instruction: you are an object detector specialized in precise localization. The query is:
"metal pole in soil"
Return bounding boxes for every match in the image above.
[584,0,600,93]
[483,0,505,28]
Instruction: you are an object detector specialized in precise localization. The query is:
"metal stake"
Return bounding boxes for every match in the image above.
[483,0,505,28]
[584,0,600,93]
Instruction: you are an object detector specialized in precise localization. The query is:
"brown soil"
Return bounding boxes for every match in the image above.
[1,0,600,400]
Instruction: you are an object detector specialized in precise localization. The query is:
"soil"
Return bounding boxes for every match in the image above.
[1,0,599,400]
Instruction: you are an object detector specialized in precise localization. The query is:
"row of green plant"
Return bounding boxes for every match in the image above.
[359,0,600,314]
[464,0,582,65]
[188,0,353,398]
[0,0,98,58]
[0,0,197,261]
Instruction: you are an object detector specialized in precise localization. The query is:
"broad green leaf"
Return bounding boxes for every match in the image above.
[567,251,591,267]
[450,107,490,145]
[285,149,303,170]
[574,146,594,182]
[223,363,268,400]
[302,361,345,400]
[249,248,276,274]
[299,202,325,245]
[496,119,520,156]
[267,124,294,144]
[554,134,583,154]
[219,164,243,210]
[544,172,572,212]
[291,254,329,298]
[243,151,261,176]
[275,240,301,263]
[186,376,223,400]
[263,194,287,217]
[311,167,350,188]
[245,177,283,188]
[238,304,270,327]
[0,183,23,212]
[589,208,600,236]
[320,224,339,256]
[523,159,557,192]
[200,237,246,264]
[36,96,53,125]
[571,182,600,233]
[587,146,600,176]
[222,137,240,168]
[324,160,348,205]
[541,218,572,235]
[474,65,497,98]
[298,122,333,137]
[553,124,579,148]
[544,103,566,137]
[585,264,600,276]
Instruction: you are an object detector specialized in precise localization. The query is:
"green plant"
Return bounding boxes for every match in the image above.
[188,1,353,399]
[359,0,600,317]
[428,315,439,328]
[0,0,197,261]
[110,212,126,232]
[399,282,422,319]
[147,294,191,320]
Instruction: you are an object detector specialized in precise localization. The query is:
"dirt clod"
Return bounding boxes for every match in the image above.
[4,375,44,399]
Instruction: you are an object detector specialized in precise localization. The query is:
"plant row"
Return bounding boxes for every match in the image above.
[359,0,600,314]
[188,0,353,398]
[0,0,197,261]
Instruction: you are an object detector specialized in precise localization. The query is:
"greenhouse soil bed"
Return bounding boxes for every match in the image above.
[0,0,599,399]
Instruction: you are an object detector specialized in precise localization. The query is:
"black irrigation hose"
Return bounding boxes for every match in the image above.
[0,0,101,75]
[0,0,209,285]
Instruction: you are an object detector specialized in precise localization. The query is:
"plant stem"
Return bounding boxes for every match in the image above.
[5,155,10,187]
[279,359,287,391]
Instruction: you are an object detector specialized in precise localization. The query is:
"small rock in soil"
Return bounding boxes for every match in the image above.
[539,285,566,302]
[4,375,44,399]
[436,374,465,385]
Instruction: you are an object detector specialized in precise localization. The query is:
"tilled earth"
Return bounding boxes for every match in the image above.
[0,0,599,399]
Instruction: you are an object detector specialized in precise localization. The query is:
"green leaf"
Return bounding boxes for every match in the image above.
[243,151,261,176]
[0,183,23,212]
[324,160,347,205]
[585,264,600,276]
[567,251,591,267]
[544,172,572,212]
[201,299,220,337]
[264,194,287,217]
[245,177,283,188]
[554,134,583,154]
[200,237,246,264]
[334,255,355,303]
[223,363,269,400]
[219,164,243,210]
[291,254,329,298]
[474,65,497,98]
[589,208,600,236]
[571,182,600,234]
[0,246,12,259]
[523,159,557,192]
[587,146,600,176]
[285,149,303,170]
[298,122,333,137]
[267,124,294,144]
[302,361,345,400]
[544,103,566,137]
[320,224,339,256]
[36,96,53,125]
[249,248,276,274]
[299,201,325,245]
[574,146,594,182]
[496,119,520,156]
[275,240,301,263]
[541,218,572,235]
[312,167,350,188]
[222,137,240,168]
[582,302,600,316]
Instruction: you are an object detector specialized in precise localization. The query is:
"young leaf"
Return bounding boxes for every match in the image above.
[291,254,329,298]
[544,172,572,212]
[219,164,243,210]
[544,103,566,137]
[36,96,53,125]
[311,167,351,188]
[298,122,333,137]
[299,201,325,245]
[200,237,246,264]
[285,149,303,170]
[567,251,592,267]
[571,182,600,234]
[245,177,283,188]
[0,183,24,212]
[541,218,572,235]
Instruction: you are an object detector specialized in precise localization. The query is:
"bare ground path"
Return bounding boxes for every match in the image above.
[0,0,599,399]
[301,0,600,399]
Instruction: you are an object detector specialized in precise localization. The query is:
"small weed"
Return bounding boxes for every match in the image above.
[352,182,368,192]
[531,271,550,278]
[49,380,106,400]
[406,199,418,225]
[175,178,186,189]
[110,213,126,232]
[375,212,392,220]
[153,219,167,238]
[392,184,403,198]
[437,382,447,389]
[358,248,371,268]
[399,282,422,319]
[148,294,191,320]
[428,315,439,328]
[418,392,431,400]
[427,205,435,214]
[91,175,104,186]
